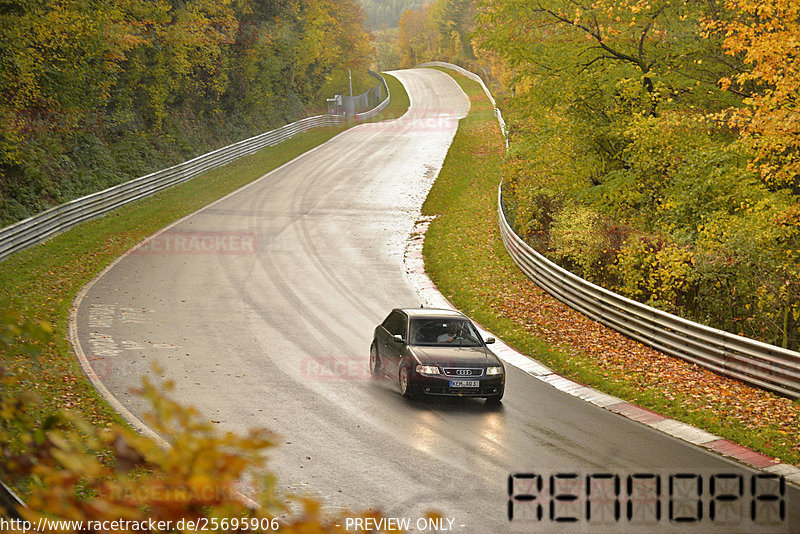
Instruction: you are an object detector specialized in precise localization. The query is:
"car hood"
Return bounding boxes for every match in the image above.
[409,345,499,367]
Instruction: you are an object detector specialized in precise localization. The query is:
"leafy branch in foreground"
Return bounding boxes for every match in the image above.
[0,312,393,532]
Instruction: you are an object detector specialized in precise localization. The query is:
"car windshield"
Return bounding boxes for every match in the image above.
[409,318,483,347]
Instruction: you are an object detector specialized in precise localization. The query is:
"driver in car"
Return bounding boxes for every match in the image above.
[437,322,460,343]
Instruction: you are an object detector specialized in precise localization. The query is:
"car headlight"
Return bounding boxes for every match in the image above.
[416,365,440,375]
[486,366,503,376]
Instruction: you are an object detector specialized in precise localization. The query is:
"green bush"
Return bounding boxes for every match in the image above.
[612,235,697,315]
[549,204,606,281]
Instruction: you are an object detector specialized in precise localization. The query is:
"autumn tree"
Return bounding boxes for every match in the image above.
[0,0,374,226]
[396,0,479,67]
[358,0,426,30]
[397,5,435,67]
[0,0,129,165]
[470,0,800,349]
[704,0,800,192]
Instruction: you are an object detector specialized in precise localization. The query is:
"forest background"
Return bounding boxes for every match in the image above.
[388,0,800,352]
[4,0,796,349]
[2,0,796,355]
[0,0,374,227]
[1,0,798,524]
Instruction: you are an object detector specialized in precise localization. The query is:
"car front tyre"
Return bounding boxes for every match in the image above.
[399,365,415,398]
[369,342,382,378]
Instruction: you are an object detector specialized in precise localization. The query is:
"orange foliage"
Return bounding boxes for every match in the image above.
[705,0,800,190]
[1,315,395,533]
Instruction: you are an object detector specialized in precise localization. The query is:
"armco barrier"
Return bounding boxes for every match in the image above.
[0,115,338,261]
[424,61,800,398]
[498,188,800,398]
[0,76,390,262]
[354,73,391,121]
[0,480,25,519]
[417,61,507,142]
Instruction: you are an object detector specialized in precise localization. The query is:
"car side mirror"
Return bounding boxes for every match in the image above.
[485,337,495,344]
[393,334,405,344]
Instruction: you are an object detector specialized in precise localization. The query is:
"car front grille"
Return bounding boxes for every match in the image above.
[442,367,484,377]
[423,386,501,397]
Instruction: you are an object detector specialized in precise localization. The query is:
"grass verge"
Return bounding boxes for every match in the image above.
[0,73,410,447]
[421,68,800,466]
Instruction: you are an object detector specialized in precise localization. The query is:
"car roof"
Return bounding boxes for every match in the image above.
[396,307,467,319]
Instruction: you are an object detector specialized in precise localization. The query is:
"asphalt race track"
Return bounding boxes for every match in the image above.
[73,68,799,533]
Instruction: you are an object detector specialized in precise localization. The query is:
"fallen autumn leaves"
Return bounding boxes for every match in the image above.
[422,68,800,467]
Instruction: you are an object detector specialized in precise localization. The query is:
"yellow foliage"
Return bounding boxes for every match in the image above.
[550,204,607,280]
[704,0,800,189]
[1,315,397,532]
[613,235,696,313]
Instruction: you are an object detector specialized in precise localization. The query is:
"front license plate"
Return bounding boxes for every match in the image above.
[450,380,479,388]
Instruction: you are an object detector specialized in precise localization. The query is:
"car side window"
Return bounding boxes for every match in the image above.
[382,311,407,337]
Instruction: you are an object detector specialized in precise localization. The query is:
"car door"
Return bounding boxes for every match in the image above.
[375,313,392,359]
[378,310,407,378]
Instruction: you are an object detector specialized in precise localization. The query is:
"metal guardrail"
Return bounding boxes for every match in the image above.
[498,189,800,398]
[417,61,507,142]
[424,61,800,398]
[0,114,345,261]
[0,479,25,519]
[0,74,391,263]
[354,72,391,121]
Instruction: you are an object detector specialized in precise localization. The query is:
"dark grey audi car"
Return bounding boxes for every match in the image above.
[370,307,505,403]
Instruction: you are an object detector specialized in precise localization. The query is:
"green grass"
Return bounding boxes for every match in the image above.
[421,68,800,466]
[0,73,410,439]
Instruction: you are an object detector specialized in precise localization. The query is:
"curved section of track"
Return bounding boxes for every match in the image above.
[73,68,798,533]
